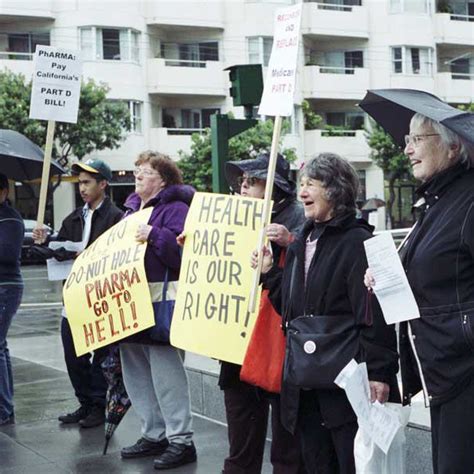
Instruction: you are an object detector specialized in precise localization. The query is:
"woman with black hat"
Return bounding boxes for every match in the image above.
[220,152,306,474]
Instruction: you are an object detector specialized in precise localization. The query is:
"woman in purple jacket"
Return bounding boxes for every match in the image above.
[119,151,196,471]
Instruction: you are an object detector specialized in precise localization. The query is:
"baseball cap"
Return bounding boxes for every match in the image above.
[71,159,112,181]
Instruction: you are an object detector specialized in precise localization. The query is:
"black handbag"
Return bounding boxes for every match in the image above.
[282,260,360,390]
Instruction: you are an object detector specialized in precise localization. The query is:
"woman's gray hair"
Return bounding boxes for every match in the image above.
[301,153,359,216]
[410,113,473,167]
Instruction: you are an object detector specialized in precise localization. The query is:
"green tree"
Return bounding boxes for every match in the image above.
[0,70,131,167]
[178,119,297,191]
[366,122,412,228]
[302,100,322,130]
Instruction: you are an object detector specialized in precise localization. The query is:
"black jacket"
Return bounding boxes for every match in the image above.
[264,212,399,432]
[399,163,474,406]
[218,197,305,389]
[57,196,123,248]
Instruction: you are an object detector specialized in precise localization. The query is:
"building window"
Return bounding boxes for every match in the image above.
[160,42,218,67]
[80,27,140,62]
[391,46,432,75]
[357,170,366,201]
[1,32,50,60]
[162,107,220,132]
[129,101,142,133]
[247,37,273,67]
[390,0,430,13]
[319,50,364,74]
[326,112,365,129]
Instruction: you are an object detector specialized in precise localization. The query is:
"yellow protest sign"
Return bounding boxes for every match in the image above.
[63,208,154,356]
[171,192,268,364]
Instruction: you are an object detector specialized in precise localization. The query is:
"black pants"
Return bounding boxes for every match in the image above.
[297,390,357,474]
[223,381,305,474]
[431,377,474,474]
[61,317,108,408]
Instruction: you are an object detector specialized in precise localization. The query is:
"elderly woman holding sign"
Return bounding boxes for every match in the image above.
[255,153,399,473]
[119,151,197,471]
[364,100,474,473]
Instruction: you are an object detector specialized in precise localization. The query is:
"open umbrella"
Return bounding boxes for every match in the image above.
[359,89,474,147]
[362,197,385,211]
[0,129,65,181]
[101,345,131,455]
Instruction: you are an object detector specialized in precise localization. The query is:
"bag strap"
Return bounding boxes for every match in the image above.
[162,268,169,301]
[282,257,298,333]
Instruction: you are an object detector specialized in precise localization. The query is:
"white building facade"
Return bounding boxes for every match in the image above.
[0,0,473,228]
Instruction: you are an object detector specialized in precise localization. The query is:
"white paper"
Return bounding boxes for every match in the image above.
[364,233,420,324]
[46,241,84,281]
[258,3,302,117]
[335,360,402,454]
[29,45,82,124]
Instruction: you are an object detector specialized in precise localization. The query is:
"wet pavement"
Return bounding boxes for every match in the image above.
[1,265,272,474]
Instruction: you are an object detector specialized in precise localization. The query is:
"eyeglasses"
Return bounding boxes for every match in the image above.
[133,167,159,177]
[404,134,440,146]
[237,176,262,187]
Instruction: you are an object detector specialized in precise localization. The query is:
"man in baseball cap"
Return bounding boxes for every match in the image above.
[71,158,113,182]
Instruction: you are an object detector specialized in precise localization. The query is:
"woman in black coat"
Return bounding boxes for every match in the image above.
[366,112,474,474]
[256,153,399,474]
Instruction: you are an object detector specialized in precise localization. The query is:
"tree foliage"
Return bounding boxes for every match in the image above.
[365,122,412,228]
[0,70,131,166]
[302,99,322,130]
[178,119,296,191]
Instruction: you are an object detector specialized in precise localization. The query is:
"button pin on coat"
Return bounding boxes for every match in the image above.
[304,341,316,354]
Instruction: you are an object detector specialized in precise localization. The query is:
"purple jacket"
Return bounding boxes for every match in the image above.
[124,184,195,283]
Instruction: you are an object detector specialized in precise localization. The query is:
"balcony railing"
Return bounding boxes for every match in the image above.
[0,51,33,60]
[303,1,361,12]
[451,72,474,80]
[449,13,474,21]
[162,58,208,68]
[167,128,206,136]
[318,65,361,75]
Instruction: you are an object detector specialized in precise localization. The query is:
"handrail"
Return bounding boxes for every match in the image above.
[308,65,362,74]
[304,1,359,11]
[0,51,33,60]
[450,13,474,21]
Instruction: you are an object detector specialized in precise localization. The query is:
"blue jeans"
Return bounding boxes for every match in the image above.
[0,286,22,422]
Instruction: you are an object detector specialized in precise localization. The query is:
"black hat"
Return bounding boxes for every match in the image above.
[71,158,112,181]
[225,153,295,195]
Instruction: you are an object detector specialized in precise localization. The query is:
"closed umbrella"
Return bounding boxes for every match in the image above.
[101,345,131,455]
[359,89,474,147]
[0,129,65,181]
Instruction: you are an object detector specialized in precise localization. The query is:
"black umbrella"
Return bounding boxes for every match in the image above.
[359,89,474,148]
[101,345,131,455]
[0,129,65,181]
[362,197,385,211]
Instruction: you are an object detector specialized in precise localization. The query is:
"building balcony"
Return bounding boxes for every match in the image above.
[434,13,474,45]
[0,1,55,19]
[0,54,34,79]
[303,129,371,163]
[388,74,436,92]
[301,2,369,39]
[145,1,223,29]
[303,66,370,100]
[149,128,202,159]
[435,72,474,103]
[147,58,227,96]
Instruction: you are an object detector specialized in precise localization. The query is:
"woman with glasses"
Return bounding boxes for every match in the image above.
[220,153,306,474]
[366,112,474,473]
[119,151,197,470]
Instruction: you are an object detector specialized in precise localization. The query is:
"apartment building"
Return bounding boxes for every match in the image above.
[0,0,473,228]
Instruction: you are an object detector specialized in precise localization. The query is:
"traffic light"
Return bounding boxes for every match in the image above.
[225,64,263,108]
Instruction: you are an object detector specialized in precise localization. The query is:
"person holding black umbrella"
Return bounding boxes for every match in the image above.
[0,173,24,425]
[362,90,474,474]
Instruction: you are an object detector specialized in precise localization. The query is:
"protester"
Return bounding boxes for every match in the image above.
[33,159,123,428]
[219,152,306,474]
[365,112,474,474]
[119,151,196,470]
[255,153,399,473]
[0,173,25,425]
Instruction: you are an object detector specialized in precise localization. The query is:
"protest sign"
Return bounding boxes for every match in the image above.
[171,192,268,364]
[29,45,82,124]
[63,209,154,356]
[258,3,302,117]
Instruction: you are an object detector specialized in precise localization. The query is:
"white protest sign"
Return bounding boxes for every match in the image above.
[30,45,82,124]
[258,3,302,117]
